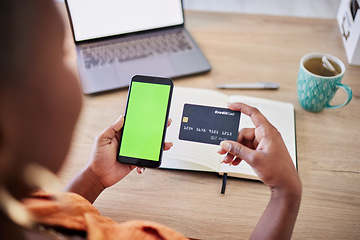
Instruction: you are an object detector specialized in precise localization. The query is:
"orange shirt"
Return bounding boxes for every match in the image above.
[23,191,188,240]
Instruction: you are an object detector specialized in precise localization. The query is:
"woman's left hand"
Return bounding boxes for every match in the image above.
[87,115,173,189]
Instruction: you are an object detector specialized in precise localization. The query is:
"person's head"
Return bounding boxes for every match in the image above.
[0,0,82,198]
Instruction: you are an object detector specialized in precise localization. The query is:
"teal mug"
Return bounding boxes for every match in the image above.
[297,53,353,112]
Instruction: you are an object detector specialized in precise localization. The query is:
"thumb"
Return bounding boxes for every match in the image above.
[97,116,124,145]
[220,141,255,164]
[111,115,124,132]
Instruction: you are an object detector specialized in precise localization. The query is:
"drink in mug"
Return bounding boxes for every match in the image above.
[297,53,352,112]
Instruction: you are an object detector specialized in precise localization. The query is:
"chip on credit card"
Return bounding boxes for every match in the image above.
[179,104,241,145]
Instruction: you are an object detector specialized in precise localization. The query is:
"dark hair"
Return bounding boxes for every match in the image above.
[0,0,41,85]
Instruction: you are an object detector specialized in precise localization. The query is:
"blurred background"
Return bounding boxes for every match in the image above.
[182,0,341,19]
[57,0,342,19]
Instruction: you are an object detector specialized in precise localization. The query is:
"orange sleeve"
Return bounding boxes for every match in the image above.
[23,191,188,240]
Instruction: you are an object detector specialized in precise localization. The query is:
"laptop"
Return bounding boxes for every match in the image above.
[65,0,211,94]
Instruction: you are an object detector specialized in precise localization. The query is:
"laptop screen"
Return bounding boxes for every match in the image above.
[66,0,184,42]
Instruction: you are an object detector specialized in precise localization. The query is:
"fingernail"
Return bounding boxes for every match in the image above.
[115,115,124,123]
[138,167,146,174]
[220,141,232,152]
[112,115,124,132]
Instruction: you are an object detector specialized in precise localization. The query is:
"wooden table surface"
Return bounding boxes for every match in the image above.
[58,4,360,240]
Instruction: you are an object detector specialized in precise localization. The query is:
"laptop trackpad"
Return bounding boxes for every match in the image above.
[116,58,175,83]
[83,67,120,93]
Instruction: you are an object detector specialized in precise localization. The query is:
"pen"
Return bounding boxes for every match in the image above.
[216,82,279,90]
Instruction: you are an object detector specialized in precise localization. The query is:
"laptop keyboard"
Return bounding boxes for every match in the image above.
[80,30,194,69]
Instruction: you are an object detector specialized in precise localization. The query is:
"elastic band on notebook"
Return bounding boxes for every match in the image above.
[221,173,227,194]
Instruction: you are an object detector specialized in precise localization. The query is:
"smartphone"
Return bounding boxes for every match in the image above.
[117,75,174,168]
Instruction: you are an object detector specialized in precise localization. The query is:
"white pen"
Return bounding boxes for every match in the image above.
[216,82,279,90]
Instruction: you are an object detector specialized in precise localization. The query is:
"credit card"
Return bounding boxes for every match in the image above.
[179,104,241,145]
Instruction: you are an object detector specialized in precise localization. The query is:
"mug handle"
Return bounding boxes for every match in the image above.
[326,84,353,109]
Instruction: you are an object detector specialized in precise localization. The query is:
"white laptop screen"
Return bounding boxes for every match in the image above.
[66,0,184,42]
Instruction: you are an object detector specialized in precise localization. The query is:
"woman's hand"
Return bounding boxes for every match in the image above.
[218,102,300,194]
[218,103,301,240]
[87,115,173,189]
[65,116,173,203]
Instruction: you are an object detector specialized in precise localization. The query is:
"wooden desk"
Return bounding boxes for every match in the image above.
[58,4,360,240]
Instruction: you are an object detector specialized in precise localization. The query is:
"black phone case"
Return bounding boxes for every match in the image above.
[117,75,173,168]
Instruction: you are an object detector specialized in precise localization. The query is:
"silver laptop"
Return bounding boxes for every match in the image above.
[65,0,211,94]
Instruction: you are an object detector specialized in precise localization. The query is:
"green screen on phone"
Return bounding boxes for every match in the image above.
[119,81,171,161]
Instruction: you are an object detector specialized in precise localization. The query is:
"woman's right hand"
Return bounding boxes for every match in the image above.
[218,102,301,240]
[218,102,301,195]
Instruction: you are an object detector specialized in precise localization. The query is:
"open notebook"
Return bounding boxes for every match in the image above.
[161,87,297,180]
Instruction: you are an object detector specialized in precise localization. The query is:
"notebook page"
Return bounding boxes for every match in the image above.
[162,87,228,172]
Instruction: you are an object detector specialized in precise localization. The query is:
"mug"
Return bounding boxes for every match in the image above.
[297,53,353,112]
